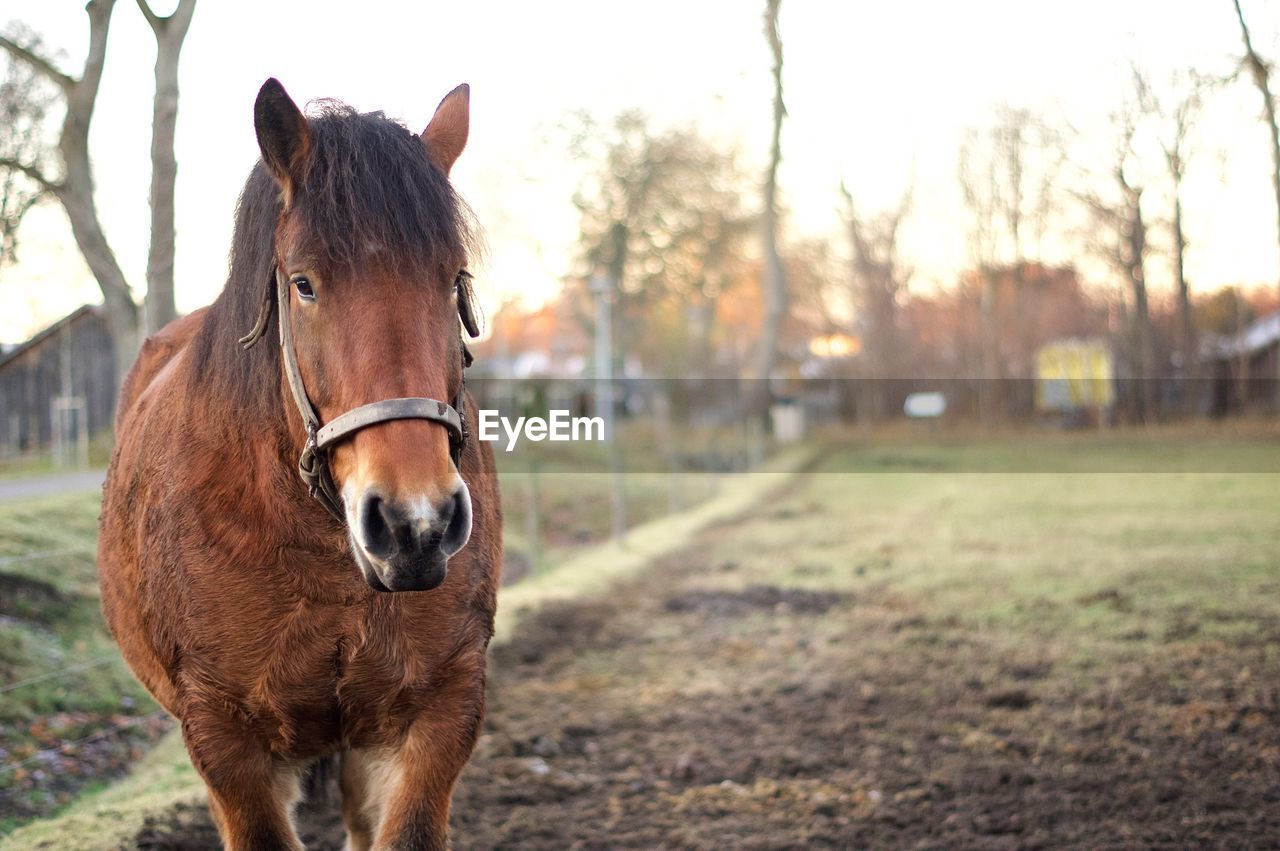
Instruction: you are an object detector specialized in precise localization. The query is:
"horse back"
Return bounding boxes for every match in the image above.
[115,308,209,429]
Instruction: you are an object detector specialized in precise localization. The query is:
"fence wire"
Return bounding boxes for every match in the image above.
[1,653,120,695]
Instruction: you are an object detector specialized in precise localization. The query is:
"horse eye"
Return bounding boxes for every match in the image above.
[293,277,316,301]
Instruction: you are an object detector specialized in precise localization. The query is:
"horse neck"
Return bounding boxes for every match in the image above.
[188,333,327,531]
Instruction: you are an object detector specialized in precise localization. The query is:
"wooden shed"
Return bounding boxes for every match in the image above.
[0,305,117,455]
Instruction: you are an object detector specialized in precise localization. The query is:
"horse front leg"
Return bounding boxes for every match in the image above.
[339,748,380,851]
[182,716,306,851]
[370,667,487,850]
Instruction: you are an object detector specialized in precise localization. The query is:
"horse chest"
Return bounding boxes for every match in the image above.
[241,623,407,755]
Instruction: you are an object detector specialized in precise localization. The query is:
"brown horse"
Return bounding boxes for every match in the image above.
[98,79,501,850]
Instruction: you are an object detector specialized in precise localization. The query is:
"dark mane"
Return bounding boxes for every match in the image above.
[189,102,477,415]
[292,100,478,273]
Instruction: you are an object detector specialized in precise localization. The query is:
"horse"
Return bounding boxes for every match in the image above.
[97,78,502,851]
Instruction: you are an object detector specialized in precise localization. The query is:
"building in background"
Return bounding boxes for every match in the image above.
[0,305,117,458]
[1035,338,1115,426]
[1204,309,1280,416]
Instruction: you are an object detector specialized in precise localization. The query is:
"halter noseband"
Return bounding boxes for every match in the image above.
[239,266,474,522]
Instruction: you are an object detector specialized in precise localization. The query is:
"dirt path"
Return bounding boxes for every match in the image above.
[134,469,1280,849]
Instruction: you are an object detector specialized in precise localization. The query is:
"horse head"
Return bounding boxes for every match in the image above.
[253,79,477,592]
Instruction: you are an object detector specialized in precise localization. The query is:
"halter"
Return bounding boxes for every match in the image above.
[239,266,476,522]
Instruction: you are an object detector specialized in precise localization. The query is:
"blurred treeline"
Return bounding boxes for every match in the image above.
[479,9,1280,425]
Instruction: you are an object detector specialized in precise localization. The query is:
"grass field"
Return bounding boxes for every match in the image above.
[2,426,1278,846]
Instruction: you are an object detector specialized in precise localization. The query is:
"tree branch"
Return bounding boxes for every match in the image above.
[0,35,75,91]
[0,157,60,192]
[136,0,197,37]
[78,0,118,99]
[135,0,161,29]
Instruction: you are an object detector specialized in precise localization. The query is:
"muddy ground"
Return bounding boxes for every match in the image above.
[134,477,1280,849]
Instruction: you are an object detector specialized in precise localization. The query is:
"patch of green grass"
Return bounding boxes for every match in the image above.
[714,436,1280,673]
[0,435,114,481]
[0,732,203,845]
[493,423,735,572]
[827,426,1280,473]
[0,494,137,709]
[0,492,100,576]
[0,492,161,829]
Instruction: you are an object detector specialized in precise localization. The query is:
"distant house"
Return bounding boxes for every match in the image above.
[0,305,117,454]
[1204,309,1280,415]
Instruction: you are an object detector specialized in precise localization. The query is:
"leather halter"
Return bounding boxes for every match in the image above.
[239,266,474,522]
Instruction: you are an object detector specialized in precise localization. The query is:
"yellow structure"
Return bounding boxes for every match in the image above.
[1035,339,1114,411]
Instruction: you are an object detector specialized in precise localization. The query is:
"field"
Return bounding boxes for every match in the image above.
[4,429,1280,847]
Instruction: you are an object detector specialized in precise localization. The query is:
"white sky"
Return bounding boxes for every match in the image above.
[2,0,1280,342]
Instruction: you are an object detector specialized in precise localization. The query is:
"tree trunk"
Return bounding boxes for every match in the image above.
[1171,182,1196,378]
[61,0,139,385]
[1125,187,1155,423]
[979,268,1001,425]
[1233,0,1280,302]
[139,0,196,335]
[1232,0,1280,408]
[688,288,714,379]
[754,0,786,420]
[55,180,139,382]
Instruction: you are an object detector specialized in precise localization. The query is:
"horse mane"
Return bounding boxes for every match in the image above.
[189,101,479,416]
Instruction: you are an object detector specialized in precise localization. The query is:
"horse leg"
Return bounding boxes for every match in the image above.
[203,763,304,850]
[370,661,487,850]
[182,718,305,850]
[340,748,383,851]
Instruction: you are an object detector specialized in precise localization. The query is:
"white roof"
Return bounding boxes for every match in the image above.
[1205,310,1280,359]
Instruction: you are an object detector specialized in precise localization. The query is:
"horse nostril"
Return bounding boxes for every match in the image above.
[359,492,397,559]
[439,483,472,558]
[435,492,456,529]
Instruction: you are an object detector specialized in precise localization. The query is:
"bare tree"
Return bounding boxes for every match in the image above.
[959,107,1064,421]
[754,0,787,412]
[1133,66,1207,375]
[0,1,139,379]
[1232,0,1280,301]
[959,128,1002,422]
[138,0,197,334]
[0,0,197,381]
[1073,110,1156,423]
[0,28,55,265]
[570,112,753,375]
[839,181,912,422]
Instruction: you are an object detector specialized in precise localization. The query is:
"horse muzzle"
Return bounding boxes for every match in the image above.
[348,482,472,592]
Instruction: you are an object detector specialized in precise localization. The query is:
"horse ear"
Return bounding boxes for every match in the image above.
[254,78,311,203]
[421,84,469,175]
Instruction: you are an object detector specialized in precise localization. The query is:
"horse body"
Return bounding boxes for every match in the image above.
[98,80,500,850]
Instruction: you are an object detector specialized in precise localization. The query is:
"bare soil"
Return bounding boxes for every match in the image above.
[132,501,1280,849]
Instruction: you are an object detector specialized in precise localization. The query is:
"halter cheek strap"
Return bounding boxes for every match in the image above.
[239,266,473,522]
